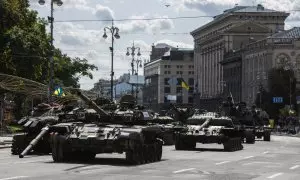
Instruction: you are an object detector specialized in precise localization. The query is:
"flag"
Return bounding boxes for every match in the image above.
[53,86,65,97]
[177,78,189,90]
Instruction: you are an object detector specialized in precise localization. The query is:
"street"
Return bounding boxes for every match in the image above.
[0,136,299,180]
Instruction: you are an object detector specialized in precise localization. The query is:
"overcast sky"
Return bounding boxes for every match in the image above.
[28,0,300,90]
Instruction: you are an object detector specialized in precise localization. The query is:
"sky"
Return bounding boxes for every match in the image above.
[28,0,300,90]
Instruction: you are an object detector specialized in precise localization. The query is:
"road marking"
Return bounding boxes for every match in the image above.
[289,165,300,170]
[243,162,280,166]
[215,161,230,165]
[0,176,28,180]
[173,168,195,174]
[263,151,269,154]
[13,159,49,164]
[243,156,254,159]
[267,173,283,179]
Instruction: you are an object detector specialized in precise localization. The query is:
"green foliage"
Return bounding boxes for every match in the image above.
[255,68,297,118]
[0,0,98,119]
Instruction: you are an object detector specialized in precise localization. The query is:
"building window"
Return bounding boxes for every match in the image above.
[164,78,169,85]
[177,71,183,75]
[188,78,194,85]
[176,87,182,93]
[164,71,168,74]
[176,96,182,103]
[164,87,170,93]
[177,65,180,68]
[164,96,169,103]
[188,97,194,104]
[188,87,194,94]
[164,65,168,68]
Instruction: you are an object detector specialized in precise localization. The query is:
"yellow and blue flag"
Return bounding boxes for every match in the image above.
[53,86,65,97]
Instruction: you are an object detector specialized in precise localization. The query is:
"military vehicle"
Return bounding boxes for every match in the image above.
[16,100,103,158]
[148,111,177,145]
[48,91,163,165]
[174,112,244,151]
[11,103,62,155]
[220,97,271,142]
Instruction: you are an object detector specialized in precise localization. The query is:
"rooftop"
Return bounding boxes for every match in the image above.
[191,4,289,35]
[270,27,300,38]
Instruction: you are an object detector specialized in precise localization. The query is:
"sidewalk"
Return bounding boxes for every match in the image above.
[272,131,300,138]
[0,136,13,149]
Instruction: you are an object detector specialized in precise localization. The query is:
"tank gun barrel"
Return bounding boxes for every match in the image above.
[76,90,109,116]
[19,125,50,158]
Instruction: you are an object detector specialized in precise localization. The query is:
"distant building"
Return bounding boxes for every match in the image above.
[241,27,300,105]
[143,44,194,111]
[191,4,289,110]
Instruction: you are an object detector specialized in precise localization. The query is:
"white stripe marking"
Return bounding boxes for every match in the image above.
[243,156,254,159]
[267,173,283,179]
[0,176,28,180]
[263,151,269,154]
[215,161,230,165]
[173,168,195,174]
[289,165,300,170]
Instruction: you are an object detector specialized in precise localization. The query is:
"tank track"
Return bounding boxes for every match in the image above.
[11,134,27,155]
[223,137,244,152]
[50,133,163,165]
[245,131,255,144]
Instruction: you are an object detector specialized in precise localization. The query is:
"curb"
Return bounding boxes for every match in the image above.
[0,145,11,149]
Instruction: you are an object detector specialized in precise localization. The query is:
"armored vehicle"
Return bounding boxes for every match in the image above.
[48,91,163,165]
[220,98,271,142]
[174,112,244,151]
[148,111,177,145]
[16,101,102,158]
[11,103,62,155]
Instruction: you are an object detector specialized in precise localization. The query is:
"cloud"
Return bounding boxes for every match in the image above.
[180,0,300,21]
[29,0,92,11]
[54,22,108,47]
[118,15,174,34]
[94,4,115,20]
[154,39,193,48]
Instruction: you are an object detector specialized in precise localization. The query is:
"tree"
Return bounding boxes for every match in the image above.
[255,68,297,118]
[0,0,98,120]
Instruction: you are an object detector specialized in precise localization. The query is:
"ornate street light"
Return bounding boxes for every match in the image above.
[38,0,63,102]
[126,42,141,95]
[103,21,120,101]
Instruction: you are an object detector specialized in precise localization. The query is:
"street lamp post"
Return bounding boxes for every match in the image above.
[103,20,120,101]
[126,42,141,95]
[135,59,143,101]
[38,0,63,102]
[256,71,267,109]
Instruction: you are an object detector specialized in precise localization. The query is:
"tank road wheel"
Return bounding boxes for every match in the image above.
[126,143,143,165]
[51,133,69,162]
[11,134,27,155]
[223,138,243,152]
[263,131,271,141]
[245,131,255,144]
[155,141,162,161]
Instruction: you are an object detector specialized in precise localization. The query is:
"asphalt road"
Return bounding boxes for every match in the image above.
[0,135,299,180]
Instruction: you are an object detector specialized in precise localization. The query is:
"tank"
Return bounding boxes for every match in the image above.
[48,91,163,165]
[16,100,102,158]
[220,97,271,143]
[11,103,62,155]
[147,110,177,145]
[174,111,244,151]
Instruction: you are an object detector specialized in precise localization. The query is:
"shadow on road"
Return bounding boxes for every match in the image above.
[172,147,225,152]
[44,157,167,167]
